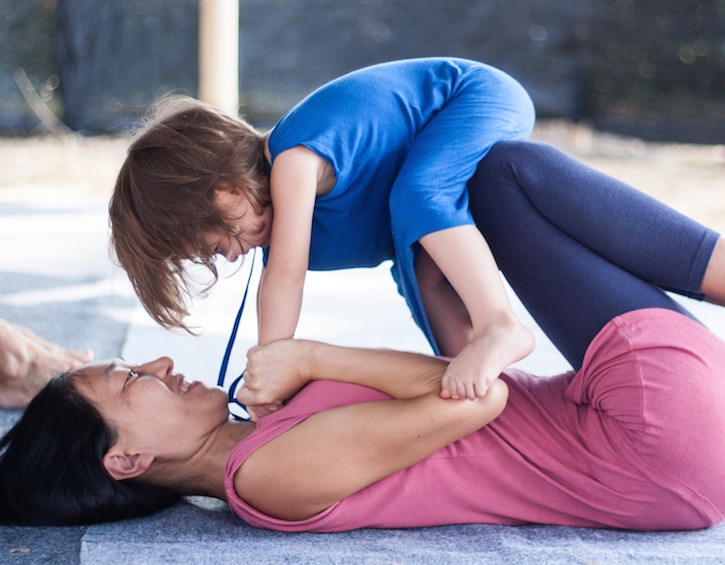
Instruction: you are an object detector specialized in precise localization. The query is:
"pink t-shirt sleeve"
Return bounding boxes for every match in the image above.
[224,381,391,531]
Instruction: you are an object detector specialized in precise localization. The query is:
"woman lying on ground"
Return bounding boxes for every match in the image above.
[1,140,724,530]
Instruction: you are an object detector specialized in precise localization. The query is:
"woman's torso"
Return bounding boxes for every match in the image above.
[225,310,725,533]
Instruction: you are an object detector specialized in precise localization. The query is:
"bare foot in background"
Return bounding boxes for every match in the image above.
[0,319,93,408]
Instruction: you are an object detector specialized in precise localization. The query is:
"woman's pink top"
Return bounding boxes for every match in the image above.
[224,309,725,532]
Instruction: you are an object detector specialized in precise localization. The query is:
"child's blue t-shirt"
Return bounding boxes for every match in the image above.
[266,57,535,353]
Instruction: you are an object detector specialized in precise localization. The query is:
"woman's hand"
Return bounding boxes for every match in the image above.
[236,339,313,418]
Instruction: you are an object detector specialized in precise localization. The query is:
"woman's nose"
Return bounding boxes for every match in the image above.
[136,356,174,377]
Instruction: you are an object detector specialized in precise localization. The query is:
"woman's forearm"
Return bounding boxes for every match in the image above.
[304,341,448,399]
[241,339,449,407]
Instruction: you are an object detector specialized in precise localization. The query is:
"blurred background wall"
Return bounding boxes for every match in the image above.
[1,0,723,142]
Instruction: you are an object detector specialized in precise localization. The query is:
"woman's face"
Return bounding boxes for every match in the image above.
[73,357,229,460]
[203,188,272,262]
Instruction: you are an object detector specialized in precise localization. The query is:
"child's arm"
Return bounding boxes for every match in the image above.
[419,225,534,400]
[257,146,325,344]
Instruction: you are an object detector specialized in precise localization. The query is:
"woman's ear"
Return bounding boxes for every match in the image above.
[103,447,155,480]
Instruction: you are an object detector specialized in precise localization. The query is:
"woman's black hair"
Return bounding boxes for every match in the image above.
[0,372,180,525]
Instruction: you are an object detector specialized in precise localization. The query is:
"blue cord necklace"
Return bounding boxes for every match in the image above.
[216,249,256,421]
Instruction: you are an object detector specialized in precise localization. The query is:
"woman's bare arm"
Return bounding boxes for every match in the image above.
[236,338,507,520]
[240,338,449,408]
[237,375,508,521]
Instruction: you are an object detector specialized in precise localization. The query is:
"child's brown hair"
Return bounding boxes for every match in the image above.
[109,96,269,332]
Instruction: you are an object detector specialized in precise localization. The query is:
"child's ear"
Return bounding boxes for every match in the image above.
[213,185,242,213]
[103,447,155,480]
[214,182,241,196]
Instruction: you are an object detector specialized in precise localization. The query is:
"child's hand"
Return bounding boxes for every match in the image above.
[236,340,312,414]
[440,321,534,400]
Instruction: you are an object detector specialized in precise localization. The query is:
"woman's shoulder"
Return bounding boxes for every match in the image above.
[224,381,389,514]
[229,381,390,465]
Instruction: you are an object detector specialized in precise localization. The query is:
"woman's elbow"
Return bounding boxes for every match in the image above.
[483,378,509,421]
[458,377,508,434]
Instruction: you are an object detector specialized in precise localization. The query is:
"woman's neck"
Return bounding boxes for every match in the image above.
[152,419,256,501]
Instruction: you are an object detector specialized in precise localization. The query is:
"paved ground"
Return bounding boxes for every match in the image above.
[1,123,724,563]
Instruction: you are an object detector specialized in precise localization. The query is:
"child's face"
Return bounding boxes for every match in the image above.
[203,188,272,261]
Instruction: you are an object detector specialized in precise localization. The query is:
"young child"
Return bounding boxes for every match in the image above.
[110,57,537,402]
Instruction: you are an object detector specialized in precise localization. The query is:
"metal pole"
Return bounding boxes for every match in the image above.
[199,0,239,115]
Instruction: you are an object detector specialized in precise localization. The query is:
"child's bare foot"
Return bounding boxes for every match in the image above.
[0,319,93,408]
[441,316,534,400]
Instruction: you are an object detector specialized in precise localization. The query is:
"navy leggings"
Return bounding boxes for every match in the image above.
[468,140,720,369]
